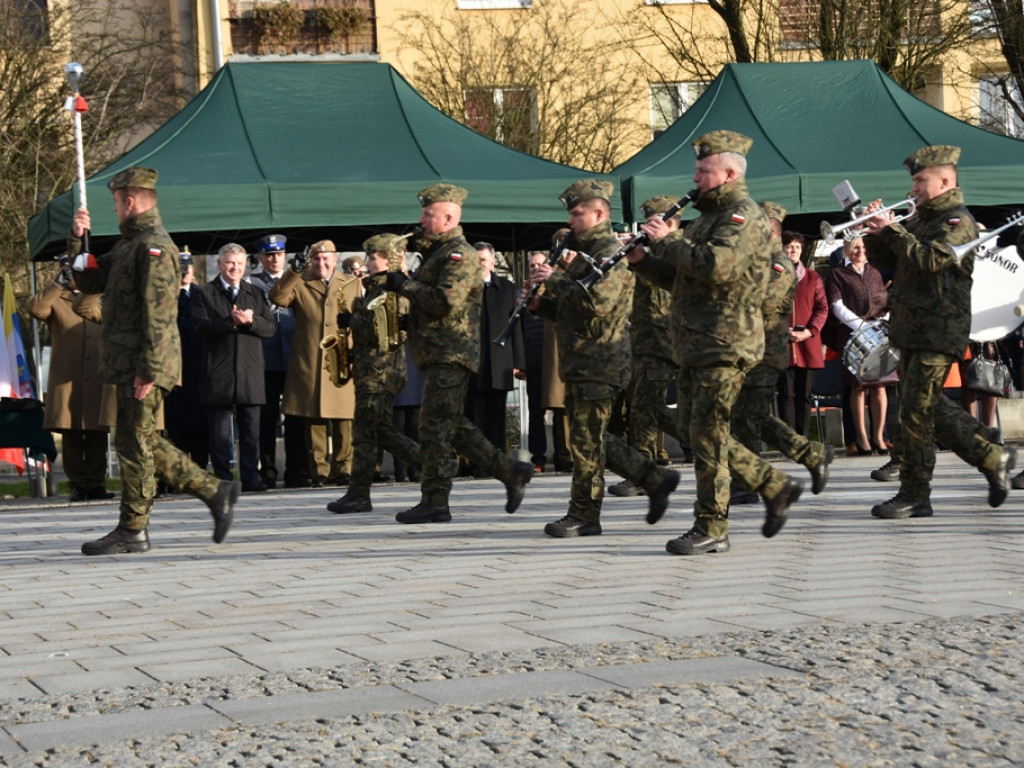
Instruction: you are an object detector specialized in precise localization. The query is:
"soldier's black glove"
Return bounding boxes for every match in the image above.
[290,249,309,274]
[337,311,352,328]
[384,271,408,292]
[247,252,260,271]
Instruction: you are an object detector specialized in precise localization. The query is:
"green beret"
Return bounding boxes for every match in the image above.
[692,131,753,160]
[903,145,961,174]
[362,233,409,257]
[559,179,613,209]
[418,183,468,206]
[107,166,158,191]
[760,201,787,223]
[640,195,679,219]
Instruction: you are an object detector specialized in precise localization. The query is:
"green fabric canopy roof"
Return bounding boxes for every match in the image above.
[29,61,614,260]
[615,60,1024,225]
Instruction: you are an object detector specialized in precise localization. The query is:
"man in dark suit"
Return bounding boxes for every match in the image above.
[464,242,525,459]
[192,243,277,492]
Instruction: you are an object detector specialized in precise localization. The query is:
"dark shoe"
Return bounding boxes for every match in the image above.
[261,466,278,488]
[85,486,116,500]
[311,475,329,488]
[646,470,679,525]
[328,473,351,487]
[871,492,933,519]
[284,474,312,488]
[680,448,695,465]
[242,482,268,493]
[553,459,573,473]
[763,478,802,538]
[396,503,451,524]
[69,486,88,503]
[870,459,900,482]
[544,514,602,538]
[983,445,1017,508]
[81,526,150,556]
[207,480,240,543]
[729,489,760,506]
[656,457,670,466]
[666,528,730,555]
[327,493,373,514]
[1011,469,1024,491]
[871,440,888,456]
[504,461,534,513]
[808,444,835,495]
[607,479,642,497]
[373,471,392,483]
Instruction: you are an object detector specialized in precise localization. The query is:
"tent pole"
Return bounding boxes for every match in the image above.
[30,262,43,399]
[210,0,224,71]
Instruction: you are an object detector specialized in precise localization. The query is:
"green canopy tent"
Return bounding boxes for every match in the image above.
[615,60,1024,231]
[29,61,616,260]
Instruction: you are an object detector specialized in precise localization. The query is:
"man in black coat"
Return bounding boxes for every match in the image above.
[192,243,277,492]
[464,242,525,457]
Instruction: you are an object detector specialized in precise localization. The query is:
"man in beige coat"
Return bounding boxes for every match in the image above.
[28,268,116,501]
[269,240,360,486]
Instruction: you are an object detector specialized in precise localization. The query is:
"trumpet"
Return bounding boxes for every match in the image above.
[819,197,917,245]
[947,211,1024,263]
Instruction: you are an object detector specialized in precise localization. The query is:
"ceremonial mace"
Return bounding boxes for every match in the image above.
[64,62,92,260]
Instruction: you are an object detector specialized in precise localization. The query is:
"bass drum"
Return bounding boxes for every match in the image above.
[842,319,899,382]
[970,244,1024,342]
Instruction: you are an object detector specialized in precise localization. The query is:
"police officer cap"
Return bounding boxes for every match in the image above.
[640,195,678,219]
[903,145,961,174]
[760,201,787,223]
[107,166,158,191]
[362,233,409,256]
[692,131,753,159]
[418,184,468,207]
[255,234,287,254]
[308,239,336,255]
[559,179,614,209]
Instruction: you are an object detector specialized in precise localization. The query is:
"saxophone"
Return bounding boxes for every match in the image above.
[365,290,401,351]
[319,288,352,387]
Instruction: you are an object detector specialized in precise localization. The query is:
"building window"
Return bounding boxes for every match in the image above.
[650,82,705,139]
[457,0,532,8]
[980,75,1024,138]
[8,0,49,42]
[465,87,537,153]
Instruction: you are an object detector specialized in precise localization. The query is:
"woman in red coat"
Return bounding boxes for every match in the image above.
[778,231,828,436]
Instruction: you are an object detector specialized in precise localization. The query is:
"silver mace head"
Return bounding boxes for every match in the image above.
[64,62,84,93]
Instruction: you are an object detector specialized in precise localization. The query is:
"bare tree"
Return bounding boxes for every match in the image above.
[968,0,1024,133]
[392,0,648,172]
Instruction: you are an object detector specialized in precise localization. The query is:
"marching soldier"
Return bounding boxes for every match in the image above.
[382,184,534,524]
[328,234,421,514]
[527,180,680,537]
[863,145,1015,517]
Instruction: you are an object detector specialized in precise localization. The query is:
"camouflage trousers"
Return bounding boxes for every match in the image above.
[349,386,421,497]
[419,364,517,506]
[630,354,684,461]
[895,349,1001,500]
[115,384,220,532]
[677,365,789,538]
[565,382,663,523]
[732,363,827,477]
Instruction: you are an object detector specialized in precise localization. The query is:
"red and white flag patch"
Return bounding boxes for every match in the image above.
[947,217,961,226]
[448,253,462,262]
[731,213,745,224]
[772,262,785,273]
[148,248,162,258]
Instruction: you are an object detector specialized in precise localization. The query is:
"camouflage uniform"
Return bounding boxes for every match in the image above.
[70,169,220,533]
[346,236,420,499]
[532,181,670,524]
[864,146,1004,503]
[634,134,793,540]
[398,186,523,507]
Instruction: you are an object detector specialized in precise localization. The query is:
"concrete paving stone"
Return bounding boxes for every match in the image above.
[0,678,44,700]
[209,685,431,726]
[134,657,263,683]
[522,624,672,647]
[236,648,366,673]
[398,668,612,708]
[27,667,156,697]
[580,656,803,689]
[7,702,233,752]
[340,640,474,664]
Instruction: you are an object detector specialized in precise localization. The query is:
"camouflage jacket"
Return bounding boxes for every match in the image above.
[864,187,976,358]
[762,243,796,372]
[69,207,181,389]
[532,220,634,390]
[634,178,770,370]
[350,272,409,394]
[629,272,674,361]
[401,226,483,373]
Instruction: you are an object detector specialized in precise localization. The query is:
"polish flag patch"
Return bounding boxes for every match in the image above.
[448,253,462,261]
[947,217,961,226]
[772,262,785,273]
[148,248,162,257]
[731,213,745,224]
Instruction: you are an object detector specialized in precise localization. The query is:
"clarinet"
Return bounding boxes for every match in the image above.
[493,230,574,347]
[576,188,699,291]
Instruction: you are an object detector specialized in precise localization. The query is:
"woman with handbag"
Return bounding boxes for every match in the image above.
[959,340,1010,431]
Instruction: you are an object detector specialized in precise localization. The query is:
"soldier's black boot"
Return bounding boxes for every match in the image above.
[762,477,802,538]
[207,480,240,543]
[81,526,151,556]
[808,444,835,495]
[666,528,729,555]
[544,514,602,538]
[327,491,373,514]
[504,461,534,513]
[396,503,452,524]
[646,470,680,525]
[983,445,1016,508]
[871,492,933,519]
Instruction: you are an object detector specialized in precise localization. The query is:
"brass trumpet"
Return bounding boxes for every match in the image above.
[820,197,917,245]
[947,211,1024,263]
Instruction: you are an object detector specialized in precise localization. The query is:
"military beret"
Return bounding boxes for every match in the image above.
[308,239,336,255]
[107,166,158,191]
[254,234,287,254]
[551,227,572,247]
[560,179,614,209]
[418,183,468,206]
[179,246,193,267]
[904,145,961,174]
[760,201,787,223]
[692,131,753,159]
[341,255,364,273]
[362,233,409,256]
[640,195,679,219]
